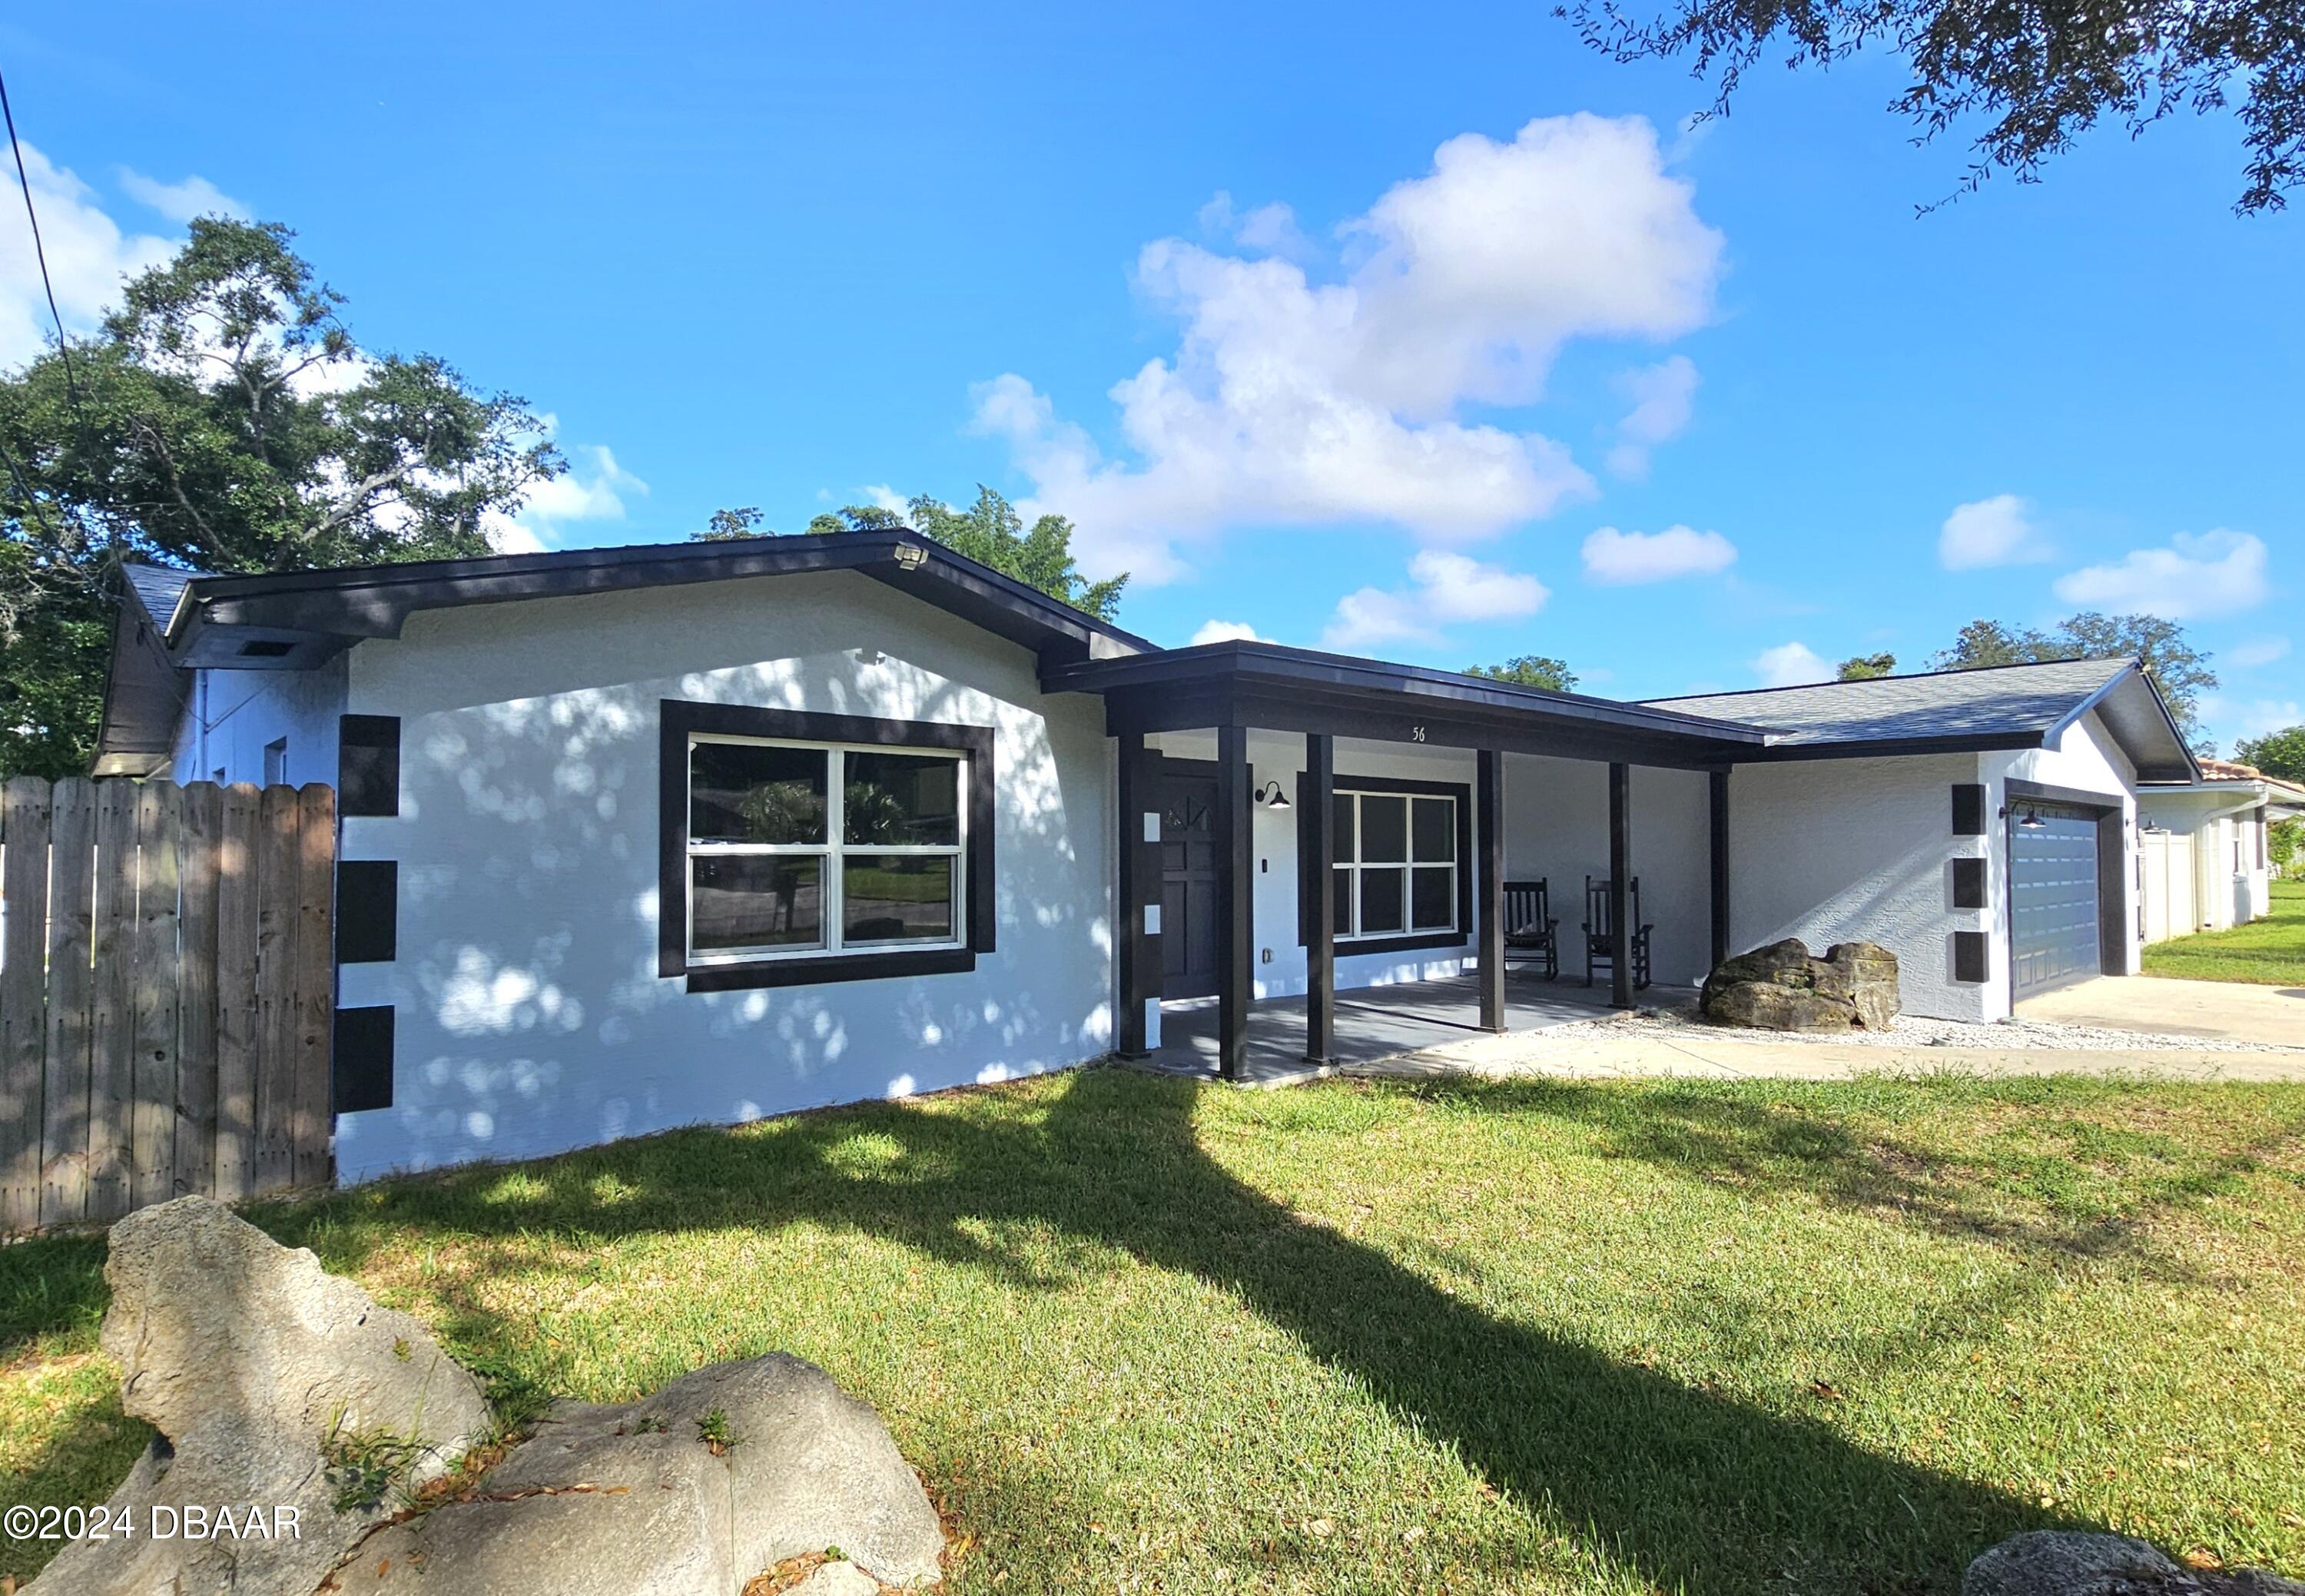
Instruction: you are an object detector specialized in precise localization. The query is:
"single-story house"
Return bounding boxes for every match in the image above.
[95,531,2200,1180]
[2134,756,2305,942]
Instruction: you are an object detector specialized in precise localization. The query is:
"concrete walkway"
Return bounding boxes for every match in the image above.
[1355,1020,2305,1084]
[2017,974,2305,1048]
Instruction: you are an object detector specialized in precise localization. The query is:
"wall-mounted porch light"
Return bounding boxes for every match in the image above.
[1255,780,1292,811]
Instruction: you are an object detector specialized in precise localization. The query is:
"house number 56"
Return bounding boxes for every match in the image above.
[1410,725,1427,742]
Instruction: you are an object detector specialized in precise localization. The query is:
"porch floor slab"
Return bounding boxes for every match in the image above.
[1134,972,1682,1085]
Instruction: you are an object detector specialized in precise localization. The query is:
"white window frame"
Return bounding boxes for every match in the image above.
[685,732,968,966]
[1332,788,1460,943]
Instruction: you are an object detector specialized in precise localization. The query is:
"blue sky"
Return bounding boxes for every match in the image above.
[5,2,2299,748]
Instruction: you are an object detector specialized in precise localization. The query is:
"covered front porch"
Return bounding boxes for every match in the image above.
[1044,642,1769,1080]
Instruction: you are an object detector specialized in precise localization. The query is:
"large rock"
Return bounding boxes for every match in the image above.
[1965,1531,2305,1595]
[26,1196,493,1596]
[327,1353,946,1592]
[1700,937,1900,1033]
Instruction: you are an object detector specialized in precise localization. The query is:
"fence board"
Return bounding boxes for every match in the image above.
[2,778,53,1232]
[3,778,334,1233]
[177,783,222,1199]
[255,785,300,1193]
[87,782,138,1222]
[293,784,336,1190]
[131,785,183,1211]
[214,785,261,1202]
[41,778,96,1226]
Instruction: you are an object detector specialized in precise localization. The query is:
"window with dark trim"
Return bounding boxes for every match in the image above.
[1296,773,1473,956]
[658,701,994,992]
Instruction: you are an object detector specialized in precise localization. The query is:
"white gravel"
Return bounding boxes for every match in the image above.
[1541,997,2299,1053]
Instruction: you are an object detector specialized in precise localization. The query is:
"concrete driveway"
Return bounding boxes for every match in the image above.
[2018,975,2305,1048]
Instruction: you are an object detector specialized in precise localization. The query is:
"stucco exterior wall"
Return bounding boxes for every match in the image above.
[1500,755,1711,987]
[331,569,1115,1180]
[1725,752,1987,1022]
[168,654,349,789]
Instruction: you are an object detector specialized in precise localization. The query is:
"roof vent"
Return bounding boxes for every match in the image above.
[238,639,295,659]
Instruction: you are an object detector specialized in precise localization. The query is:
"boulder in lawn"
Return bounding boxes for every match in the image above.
[25,1196,493,1596]
[1700,937,1900,1033]
[1965,1530,2305,1595]
[326,1352,946,1592]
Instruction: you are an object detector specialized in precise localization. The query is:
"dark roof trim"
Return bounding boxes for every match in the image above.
[2049,663,2201,783]
[1042,639,1773,749]
[161,529,1152,666]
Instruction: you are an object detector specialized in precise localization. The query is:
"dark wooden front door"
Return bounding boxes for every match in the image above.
[1159,768,1221,998]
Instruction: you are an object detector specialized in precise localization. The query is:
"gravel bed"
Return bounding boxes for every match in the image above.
[1541,997,2297,1053]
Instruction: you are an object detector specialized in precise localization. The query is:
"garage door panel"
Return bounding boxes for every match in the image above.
[2011,805,2102,998]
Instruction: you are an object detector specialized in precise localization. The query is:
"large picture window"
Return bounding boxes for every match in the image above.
[659,702,993,991]
[1332,789,1459,941]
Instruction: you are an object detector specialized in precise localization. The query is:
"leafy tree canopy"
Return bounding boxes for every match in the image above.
[1929,612,2219,752]
[0,217,561,778]
[692,486,1127,623]
[2270,816,2303,874]
[2235,725,2305,784]
[1558,0,2304,214]
[1464,655,1580,692]
[1837,652,1898,680]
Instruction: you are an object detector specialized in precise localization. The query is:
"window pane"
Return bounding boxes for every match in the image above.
[844,855,957,944]
[1332,868,1352,936]
[1412,798,1454,862]
[1360,795,1407,863]
[692,855,822,952]
[1411,866,1454,930]
[1332,794,1355,862]
[1359,867,1405,934]
[691,742,827,844]
[845,751,960,846]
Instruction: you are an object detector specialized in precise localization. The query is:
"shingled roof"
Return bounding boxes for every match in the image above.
[1646,657,2198,781]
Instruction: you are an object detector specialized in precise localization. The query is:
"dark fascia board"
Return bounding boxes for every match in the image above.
[167,529,1153,665]
[2043,661,2200,784]
[1042,641,1773,748]
[1727,729,2048,764]
[91,600,188,775]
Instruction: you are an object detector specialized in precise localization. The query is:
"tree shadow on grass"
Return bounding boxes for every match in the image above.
[15,1069,2285,1591]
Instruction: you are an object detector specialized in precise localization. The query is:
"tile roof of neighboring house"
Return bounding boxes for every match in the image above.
[1643,657,2197,781]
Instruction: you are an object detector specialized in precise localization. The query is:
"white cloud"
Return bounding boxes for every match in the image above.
[1939,493,2051,570]
[2051,529,2270,619]
[977,113,1724,582]
[0,141,177,369]
[1322,549,1549,650]
[1189,619,1272,645]
[116,168,249,224]
[1604,354,1698,477]
[861,483,910,518]
[1580,523,1735,584]
[2202,695,2304,745]
[2228,636,2292,670]
[482,440,648,554]
[1750,641,1830,687]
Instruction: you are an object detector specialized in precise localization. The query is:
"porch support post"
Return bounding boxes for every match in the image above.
[1608,762,1633,1010]
[1215,723,1253,1081]
[1304,733,1334,1063]
[1708,768,1730,971]
[1116,732,1160,1057]
[1476,748,1505,1032]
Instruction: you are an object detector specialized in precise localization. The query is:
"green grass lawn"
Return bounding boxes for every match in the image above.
[2144,878,2305,986]
[5,1069,2303,1593]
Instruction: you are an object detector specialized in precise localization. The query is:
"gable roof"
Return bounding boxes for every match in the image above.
[1645,657,2198,781]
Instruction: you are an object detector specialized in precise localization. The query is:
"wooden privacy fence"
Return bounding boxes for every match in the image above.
[0,777,336,1235]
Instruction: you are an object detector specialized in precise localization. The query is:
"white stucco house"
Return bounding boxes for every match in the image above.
[95,531,2201,1180]
[2134,757,2303,942]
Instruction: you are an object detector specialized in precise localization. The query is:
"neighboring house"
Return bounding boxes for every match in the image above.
[2134,756,2305,941]
[95,533,2198,1180]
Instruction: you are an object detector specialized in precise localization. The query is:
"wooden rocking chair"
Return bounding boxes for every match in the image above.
[1501,878,1560,980]
[1582,875,1653,990]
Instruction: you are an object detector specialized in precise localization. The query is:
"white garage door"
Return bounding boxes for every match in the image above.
[2011,804,2103,998]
